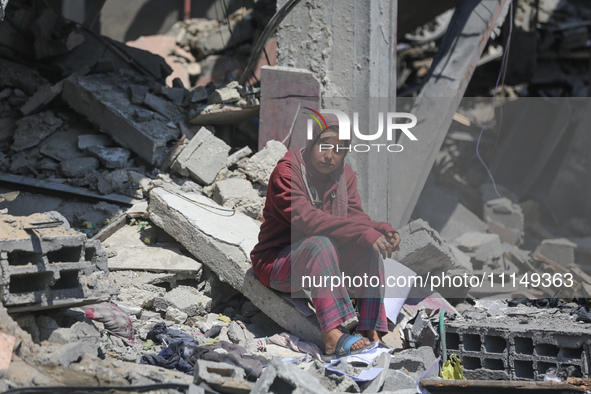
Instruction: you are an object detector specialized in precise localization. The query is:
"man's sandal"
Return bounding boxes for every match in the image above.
[321,334,374,362]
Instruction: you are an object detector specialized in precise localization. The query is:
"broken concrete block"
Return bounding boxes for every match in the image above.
[194,359,253,394]
[453,232,503,265]
[536,238,577,267]
[251,358,328,394]
[448,244,473,272]
[62,73,181,166]
[78,134,112,150]
[87,146,131,169]
[69,321,100,358]
[153,286,211,317]
[389,346,436,375]
[143,92,173,120]
[213,178,263,219]
[171,127,230,185]
[128,85,149,105]
[59,157,100,178]
[382,369,416,392]
[148,188,324,347]
[242,140,287,187]
[412,184,488,242]
[10,111,63,152]
[40,128,87,163]
[209,85,241,104]
[165,307,188,324]
[393,219,458,277]
[483,197,524,245]
[190,86,208,103]
[228,321,246,346]
[37,342,85,367]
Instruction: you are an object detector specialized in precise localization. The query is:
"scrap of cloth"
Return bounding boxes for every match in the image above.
[141,323,262,380]
[83,302,135,344]
[266,332,323,361]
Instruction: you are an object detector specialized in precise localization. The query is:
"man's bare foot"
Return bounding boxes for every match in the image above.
[360,329,381,343]
[323,328,370,355]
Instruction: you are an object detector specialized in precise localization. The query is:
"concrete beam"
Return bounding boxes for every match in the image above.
[390,0,511,229]
[148,188,324,347]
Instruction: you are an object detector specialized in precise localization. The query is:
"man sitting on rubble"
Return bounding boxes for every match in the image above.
[250,114,401,360]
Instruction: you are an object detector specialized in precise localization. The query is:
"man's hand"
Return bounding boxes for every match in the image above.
[386,231,401,252]
[372,234,395,259]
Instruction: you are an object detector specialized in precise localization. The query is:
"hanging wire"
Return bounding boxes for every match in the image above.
[475,1,514,199]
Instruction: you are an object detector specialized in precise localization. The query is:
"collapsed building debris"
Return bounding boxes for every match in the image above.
[1,0,591,392]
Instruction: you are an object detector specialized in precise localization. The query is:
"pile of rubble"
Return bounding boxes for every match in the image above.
[1,0,591,393]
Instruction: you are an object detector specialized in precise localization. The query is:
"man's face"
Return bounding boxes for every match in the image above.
[309,130,348,176]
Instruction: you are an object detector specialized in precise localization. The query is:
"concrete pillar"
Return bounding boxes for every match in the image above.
[276,0,397,222]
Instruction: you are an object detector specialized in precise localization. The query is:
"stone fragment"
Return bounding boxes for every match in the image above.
[241,140,287,186]
[213,178,263,219]
[165,307,188,324]
[190,86,208,102]
[251,358,328,394]
[453,232,503,265]
[78,134,112,150]
[87,146,131,169]
[194,359,253,394]
[153,286,211,317]
[59,157,100,178]
[483,197,524,245]
[69,321,100,358]
[37,342,85,367]
[389,346,436,375]
[382,370,416,392]
[536,238,577,267]
[209,85,241,104]
[393,219,459,277]
[11,111,63,152]
[128,85,149,105]
[171,127,230,185]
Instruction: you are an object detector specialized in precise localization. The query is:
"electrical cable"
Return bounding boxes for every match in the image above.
[475,1,514,199]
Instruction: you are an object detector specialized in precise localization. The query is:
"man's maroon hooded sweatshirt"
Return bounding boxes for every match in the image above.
[250,148,396,287]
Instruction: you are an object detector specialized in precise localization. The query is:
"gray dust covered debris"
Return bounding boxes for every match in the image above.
[1,0,591,393]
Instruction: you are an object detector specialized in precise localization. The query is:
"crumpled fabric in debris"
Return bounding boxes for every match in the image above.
[266,332,323,361]
[83,302,135,344]
[141,323,263,379]
[188,340,262,381]
[147,322,196,346]
[141,340,196,374]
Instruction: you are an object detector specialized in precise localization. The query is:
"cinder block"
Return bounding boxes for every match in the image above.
[251,358,328,394]
[193,359,253,394]
[0,213,116,312]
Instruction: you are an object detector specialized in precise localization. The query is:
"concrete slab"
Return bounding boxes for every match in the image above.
[61,73,181,166]
[103,223,203,272]
[148,187,324,347]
